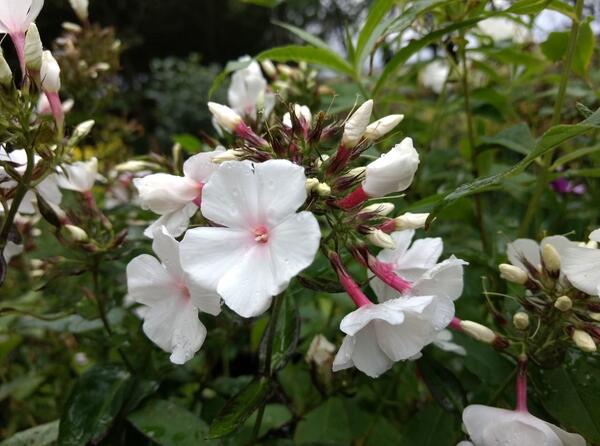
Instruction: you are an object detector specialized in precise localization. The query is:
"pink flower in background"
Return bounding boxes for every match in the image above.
[126,227,221,364]
[180,159,320,318]
[551,177,586,195]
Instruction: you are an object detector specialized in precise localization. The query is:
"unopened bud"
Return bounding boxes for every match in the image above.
[69,0,89,21]
[364,114,404,140]
[342,100,373,148]
[499,264,528,285]
[64,225,88,242]
[343,167,366,179]
[305,334,336,367]
[277,64,295,77]
[115,160,159,172]
[572,329,597,353]
[40,51,61,93]
[367,229,396,250]
[590,313,600,322]
[62,22,82,33]
[542,243,561,273]
[554,295,572,312]
[394,212,429,230]
[208,102,242,132]
[359,203,395,217]
[314,154,329,169]
[460,321,497,344]
[0,50,12,87]
[513,312,529,330]
[25,24,43,71]
[69,120,95,145]
[261,59,277,78]
[305,178,319,193]
[316,182,331,197]
[212,149,245,164]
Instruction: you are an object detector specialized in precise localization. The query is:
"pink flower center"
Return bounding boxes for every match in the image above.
[254,225,269,244]
[193,182,204,207]
[176,281,191,301]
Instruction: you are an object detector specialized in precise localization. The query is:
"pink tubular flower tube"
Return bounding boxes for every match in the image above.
[516,357,528,413]
[329,252,372,308]
[352,246,412,294]
[336,185,369,209]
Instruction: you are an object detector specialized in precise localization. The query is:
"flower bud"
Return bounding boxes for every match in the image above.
[305,178,319,192]
[359,203,395,217]
[63,224,88,242]
[62,22,82,33]
[0,50,12,87]
[208,102,242,132]
[212,149,244,164]
[342,100,373,148]
[590,313,600,322]
[394,212,429,230]
[364,114,404,140]
[572,329,597,353]
[261,59,277,78]
[24,24,43,72]
[40,51,61,93]
[305,334,336,368]
[367,229,396,250]
[542,243,561,273]
[69,0,89,22]
[513,312,529,330]
[499,264,528,285]
[68,120,95,145]
[343,166,366,179]
[316,182,331,197]
[554,295,572,312]
[460,321,496,344]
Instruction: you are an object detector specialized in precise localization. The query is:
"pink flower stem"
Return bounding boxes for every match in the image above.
[336,186,369,210]
[364,255,412,294]
[326,144,352,176]
[329,252,372,308]
[378,219,396,234]
[9,32,26,82]
[516,357,528,413]
[235,122,268,148]
[45,92,64,132]
[449,317,463,332]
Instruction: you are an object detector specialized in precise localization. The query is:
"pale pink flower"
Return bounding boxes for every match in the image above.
[126,227,221,364]
[180,159,321,318]
[228,56,275,121]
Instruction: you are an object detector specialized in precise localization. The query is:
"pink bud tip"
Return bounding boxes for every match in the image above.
[329,252,372,308]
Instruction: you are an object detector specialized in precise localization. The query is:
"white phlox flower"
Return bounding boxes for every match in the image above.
[507,236,576,277]
[57,157,98,193]
[180,159,321,318]
[133,147,224,238]
[228,56,275,121]
[0,0,44,35]
[126,226,221,364]
[563,229,600,296]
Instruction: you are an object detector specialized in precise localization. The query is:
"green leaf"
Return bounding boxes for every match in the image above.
[173,134,202,154]
[354,0,395,68]
[208,57,253,100]
[427,107,600,224]
[272,21,330,50]
[0,374,44,402]
[374,17,481,95]
[573,18,594,77]
[531,351,600,444]
[541,31,569,62]
[418,356,467,413]
[479,123,536,156]
[261,292,300,373]
[241,0,283,7]
[57,364,132,446]
[128,399,217,446]
[0,421,59,446]
[256,45,355,78]
[244,404,293,438]
[399,404,460,446]
[551,144,600,168]
[294,398,353,445]
[208,377,270,439]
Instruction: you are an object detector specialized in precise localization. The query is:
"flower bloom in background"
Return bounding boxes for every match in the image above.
[133,147,224,238]
[57,157,98,194]
[477,16,530,44]
[550,177,586,195]
[563,229,600,296]
[460,405,585,446]
[506,235,575,277]
[181,159,321,318]
[419,59,450,93]
[126,227,221,364]
[0,0,44,75]
[227,56,275,122]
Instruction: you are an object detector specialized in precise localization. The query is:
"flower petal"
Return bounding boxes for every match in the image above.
[350,324,394,378]
[410,256,468,301]
[377,230,415,265]
[508,239,540,270]
[151,226,184,279]
[183,148,223,184]
[134,173,198,215]
[395,237,443,280]
[126,254,174,306]
[332,335,356,372]
[339,303,407,336]
[563,246,600,295]
[143,203,198,239]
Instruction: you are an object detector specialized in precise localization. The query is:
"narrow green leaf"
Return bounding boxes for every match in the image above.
[573,18,594,77]
[551,144,600,169]
[0,421,59,446]
[128,399,217,446]
[57,364,132,446]
[479,123,536,156]
[270,292,300,373]
[208,377,270,439]
[256,45,355,77]
[173,134,202,154]
[272,21,330,50]
[355,0,396,67]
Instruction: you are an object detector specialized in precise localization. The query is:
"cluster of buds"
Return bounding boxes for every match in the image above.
[497,237,599,366]
[260,60,324,106]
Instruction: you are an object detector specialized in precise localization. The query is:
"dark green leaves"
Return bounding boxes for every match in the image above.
[0,421,59,446]
[208,377,271,439]
[256,45,355,78]
[128,399,216,446]
[531,352,600,444]
[541,19,595,77]
[260,292,300,373]
[294,398,353,444]
[57,364,132,446]
[418,356,467,413]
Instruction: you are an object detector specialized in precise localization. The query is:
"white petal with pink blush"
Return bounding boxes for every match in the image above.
[180,159,321,318]
[133,147,224,238]
[56,157,98,193]
[0,0,44,34]
[126,227,221,364]
[563,229,600,296]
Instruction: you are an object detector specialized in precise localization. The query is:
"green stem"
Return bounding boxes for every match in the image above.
[519,0,584,237]
[459,34,489,253]
[251,294,284,443]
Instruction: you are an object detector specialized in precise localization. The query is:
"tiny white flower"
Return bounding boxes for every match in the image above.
[180,159,321,318]
[127,227,221,364]
[342,100,373,148]
[362,137,420,197]
[57,157,98,193]
[40,50,61,93]
[228,56,274,121]
[133,148,224,238]
[462,405,585,446]
[563,229,600,296]
[0,0,44,35]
